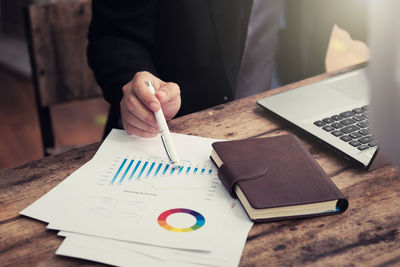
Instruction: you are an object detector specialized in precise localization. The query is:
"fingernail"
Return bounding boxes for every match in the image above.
[149,102,159,112]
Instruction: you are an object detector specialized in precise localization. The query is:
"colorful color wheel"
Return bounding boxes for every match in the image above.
[158,208,205,232]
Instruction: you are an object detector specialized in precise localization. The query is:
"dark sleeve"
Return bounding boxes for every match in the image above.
[87,0,158,105]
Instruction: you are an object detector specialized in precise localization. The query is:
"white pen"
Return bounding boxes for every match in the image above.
[145,80,181,167]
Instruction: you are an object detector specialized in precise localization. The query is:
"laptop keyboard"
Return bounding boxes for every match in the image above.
[313,105,376,151]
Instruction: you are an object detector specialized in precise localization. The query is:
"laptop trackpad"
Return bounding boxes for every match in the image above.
[325,72,369,100]
[271,83,357,121]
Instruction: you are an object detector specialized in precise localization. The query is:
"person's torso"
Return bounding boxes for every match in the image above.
[154,0,281,116]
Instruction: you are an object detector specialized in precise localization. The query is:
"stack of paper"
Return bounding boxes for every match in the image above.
[21,129,253,266]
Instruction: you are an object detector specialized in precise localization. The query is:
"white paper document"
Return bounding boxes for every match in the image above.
[56,198,251,267]
[20,129,253,266]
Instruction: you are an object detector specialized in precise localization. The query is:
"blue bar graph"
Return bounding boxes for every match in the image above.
[119,159,134,183]
[111,159,127,184]
[129,160,142,180]
[110,157,215,184]
[138,161,149,179]
[154,163,162,177]
[146,162,155,177]
[163,164,169,175]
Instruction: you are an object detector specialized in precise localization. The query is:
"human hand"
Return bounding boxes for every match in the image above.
[121,71,181,137]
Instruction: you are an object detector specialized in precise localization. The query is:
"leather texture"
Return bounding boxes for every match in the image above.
[211,134,348,221]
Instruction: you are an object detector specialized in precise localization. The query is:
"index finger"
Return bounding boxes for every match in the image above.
[156,82,180,103]
[131,74,161,112]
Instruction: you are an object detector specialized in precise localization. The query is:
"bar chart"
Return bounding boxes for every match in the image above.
[109,156,216,185]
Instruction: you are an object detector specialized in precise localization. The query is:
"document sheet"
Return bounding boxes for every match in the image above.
[21,129,253,266]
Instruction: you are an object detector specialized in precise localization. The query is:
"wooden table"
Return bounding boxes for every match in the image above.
[1,69,400,266]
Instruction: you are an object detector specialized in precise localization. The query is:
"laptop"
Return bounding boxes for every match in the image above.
[257,67,388,170]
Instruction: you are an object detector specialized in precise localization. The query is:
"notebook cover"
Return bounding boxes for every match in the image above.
[211,134,348,222]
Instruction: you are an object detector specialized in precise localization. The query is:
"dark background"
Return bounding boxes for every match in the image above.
[0,0,368,169]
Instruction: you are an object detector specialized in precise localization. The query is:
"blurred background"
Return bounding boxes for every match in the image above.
[0,0,368,169]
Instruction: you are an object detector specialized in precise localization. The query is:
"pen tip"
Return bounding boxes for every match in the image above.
[171,161,181,169]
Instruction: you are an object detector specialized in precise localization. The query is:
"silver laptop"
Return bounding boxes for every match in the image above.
[257,67,388,170]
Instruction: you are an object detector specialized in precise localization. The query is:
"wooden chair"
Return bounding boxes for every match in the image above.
[23,0,104,156]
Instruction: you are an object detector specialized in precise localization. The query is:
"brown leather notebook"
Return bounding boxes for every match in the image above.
[210,134,348,222]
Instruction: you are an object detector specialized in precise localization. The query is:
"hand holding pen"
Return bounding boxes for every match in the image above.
[146,80,181,165]
[120,71,181,138]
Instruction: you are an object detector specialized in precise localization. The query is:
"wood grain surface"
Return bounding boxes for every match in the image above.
[25,0,101,107]
[1,68,399,267]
